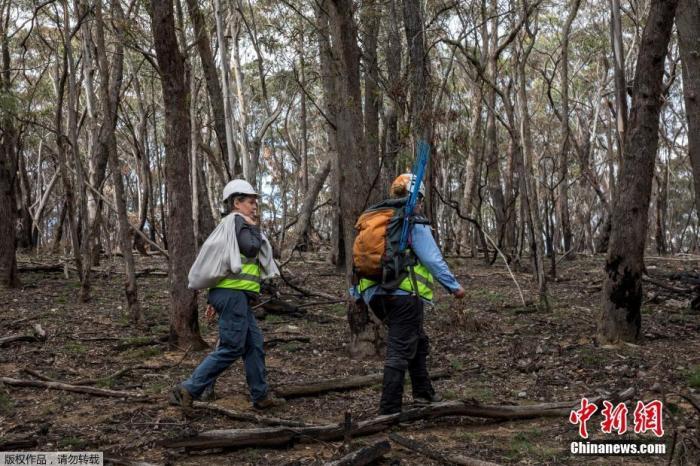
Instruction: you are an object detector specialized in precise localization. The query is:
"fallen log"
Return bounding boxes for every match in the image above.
[114,334,169,351]
[0,334,38,346]
[162,388,634,450]
[276,368,452,399]
[0,324,47,347]
[0,376,149,399]
[17,263,64,273]
[261,298,306,317]
[326,439,391,466]
[0,437,39,451]
[265,336,311,348]
[103,456,161,466]
[389,432,499,466]
[642,275,693,294]
[193,401,309,427]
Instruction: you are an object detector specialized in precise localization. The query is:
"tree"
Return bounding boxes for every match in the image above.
[677,0,700,217]
[557,0,582,256]
[328,0,382,358]
[150,0,207,349]
[0,11,19,288]
[599,0,679,344]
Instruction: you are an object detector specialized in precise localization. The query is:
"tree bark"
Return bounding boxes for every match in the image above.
[381,0,403,194]
[610,0,628,156]
[213,0,239,177]
[362,0,381,199]
[677,0,700,217]
[0,18,19,287]
[185,0,234,176]
[558,0,581,256]
[316,0,344,269]
[287,159,332,254]
[599,0,679,344]
[150,0,207,350]
[327,0,380,357]
[484,0,507,256]
[403,0,434,220]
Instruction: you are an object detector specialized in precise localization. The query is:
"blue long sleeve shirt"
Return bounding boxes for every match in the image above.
[351,223,461,305]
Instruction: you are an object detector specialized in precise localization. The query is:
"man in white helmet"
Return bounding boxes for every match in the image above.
[353,173,465,415]
[171,179,284,412]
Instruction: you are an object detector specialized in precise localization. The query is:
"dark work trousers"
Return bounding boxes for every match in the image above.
[182,288,268,403]
[370,294,435,414]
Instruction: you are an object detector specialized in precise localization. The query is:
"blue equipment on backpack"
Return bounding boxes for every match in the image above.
[398,139,430,253]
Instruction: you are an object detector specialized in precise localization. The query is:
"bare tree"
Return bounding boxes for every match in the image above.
[150,0,207,350]
[557,0,582,256]
[599,0,679,344]
[0,8,19,287]
[677,0,700,217]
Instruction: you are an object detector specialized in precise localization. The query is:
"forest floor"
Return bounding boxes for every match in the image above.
[1,251,699,465]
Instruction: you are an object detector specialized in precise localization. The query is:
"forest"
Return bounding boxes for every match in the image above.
[0,0,699,464]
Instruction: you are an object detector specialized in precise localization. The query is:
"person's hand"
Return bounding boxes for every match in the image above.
[452,286,466,299]
[238,213,257,225]
[205,304,217,321]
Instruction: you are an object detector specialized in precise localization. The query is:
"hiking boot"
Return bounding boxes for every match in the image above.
[199,383,216,402]
[253,392,286,410]
[413,392,443,406]
[169,385,193,414]
[379,367,405,415]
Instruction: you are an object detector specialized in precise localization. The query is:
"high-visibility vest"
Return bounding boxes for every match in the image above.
[214,255,261,293]
[358,260,434,301]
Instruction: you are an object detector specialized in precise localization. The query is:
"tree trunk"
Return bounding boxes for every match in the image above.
[516,11,549,310]
[654,160,669,255]
[94,0,141,321]
[610,0,628,156]
[0,21,19,287]
[382,0,403,194]
[230,15,252,181]
[328,0,380,357]
[213,0,238,177]
[677,0,700,217]
[185,0,234,176]
[362,0,381,199]
[287,159,332,254]
[316,1,343,269]
[599,0,678,344]
[558,0,581,257]
[403,0,434,218]
[150,0,207,350]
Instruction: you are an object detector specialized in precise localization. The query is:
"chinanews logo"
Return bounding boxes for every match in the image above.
[568,398,667,456]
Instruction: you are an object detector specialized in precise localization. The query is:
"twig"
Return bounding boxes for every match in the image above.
[433,187,526,307]
[0,376,149,399]
[193,401,309,427]
[276,369,452,399]
[279,270,341,301]
[296,300,346,309]
[389,432,500,466]
[326,439,391,466]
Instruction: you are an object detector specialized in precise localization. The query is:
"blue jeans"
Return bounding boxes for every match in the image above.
[182,288,269,402]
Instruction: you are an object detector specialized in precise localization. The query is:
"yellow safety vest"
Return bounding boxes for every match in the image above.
[358,261,434,301]
[214,255,261,293]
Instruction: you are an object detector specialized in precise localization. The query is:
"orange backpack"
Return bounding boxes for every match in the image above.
[353,198,429,286]
[353,207,397,279]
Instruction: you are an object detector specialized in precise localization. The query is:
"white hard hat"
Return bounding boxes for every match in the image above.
[222,179,258,201]
[390,173,425,198]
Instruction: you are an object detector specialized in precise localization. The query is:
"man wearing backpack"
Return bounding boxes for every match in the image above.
[170,179,285,414]
[353,174,465,415]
